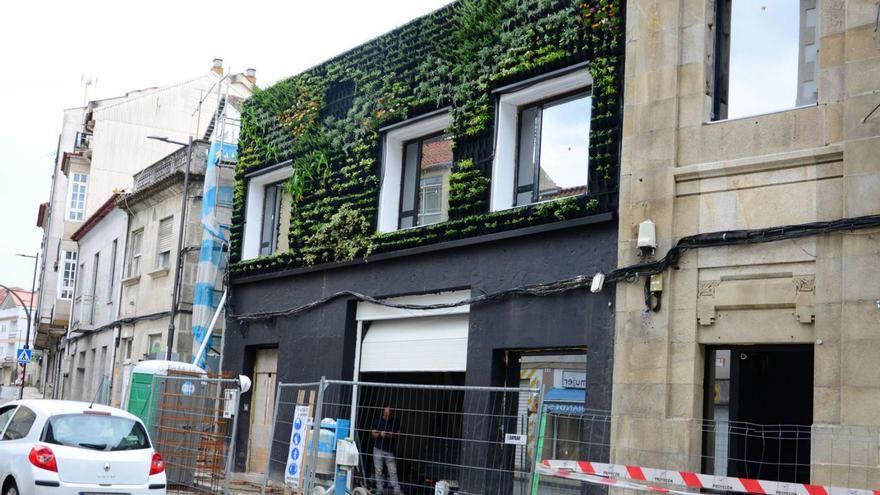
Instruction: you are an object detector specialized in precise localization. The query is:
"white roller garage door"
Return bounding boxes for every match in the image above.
[360,314,469,373]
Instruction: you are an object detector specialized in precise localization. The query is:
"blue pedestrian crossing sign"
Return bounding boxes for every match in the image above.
[16,349,32,365]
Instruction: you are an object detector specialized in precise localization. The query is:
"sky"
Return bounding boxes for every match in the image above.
[0,0,451,290]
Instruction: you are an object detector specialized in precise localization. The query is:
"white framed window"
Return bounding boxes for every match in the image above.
[127,229,143,277]
[398,133,453,228]
[377,111,452,233]
[67,172,88,221]
[59,250,77,300]
[242,165,293,260]
[156,216,173,270]
[259,182,284,256]
[490,69,593,212]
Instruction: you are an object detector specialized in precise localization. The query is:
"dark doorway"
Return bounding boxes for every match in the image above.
[705,346,813,483]
[356,372,466,494]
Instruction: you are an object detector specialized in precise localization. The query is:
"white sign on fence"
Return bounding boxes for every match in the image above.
[285,405,310,488]
[505,433,527,445]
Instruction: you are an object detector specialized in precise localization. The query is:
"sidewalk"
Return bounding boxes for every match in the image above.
[0,386,42,405]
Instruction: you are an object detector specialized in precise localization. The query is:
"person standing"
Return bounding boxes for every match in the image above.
[372,406,403,495]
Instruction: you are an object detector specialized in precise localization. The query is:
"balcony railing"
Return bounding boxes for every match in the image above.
[133,141,209,192]
[71,294,96,330]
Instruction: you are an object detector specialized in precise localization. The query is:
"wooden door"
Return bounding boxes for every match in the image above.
[247,348,278,472]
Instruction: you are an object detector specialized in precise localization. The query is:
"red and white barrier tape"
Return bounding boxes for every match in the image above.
[536,463,695,494]
[539,460,880,495]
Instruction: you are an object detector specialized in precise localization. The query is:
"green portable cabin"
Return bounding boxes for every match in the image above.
[126,360,206,431]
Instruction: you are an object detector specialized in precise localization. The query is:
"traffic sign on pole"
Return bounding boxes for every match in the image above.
[16,349,32,365]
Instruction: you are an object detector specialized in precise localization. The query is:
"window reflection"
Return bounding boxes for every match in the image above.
[715,0,818,120]
[516,92,591,206]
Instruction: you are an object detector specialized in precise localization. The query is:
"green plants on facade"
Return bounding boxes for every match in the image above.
[230,0,624,277]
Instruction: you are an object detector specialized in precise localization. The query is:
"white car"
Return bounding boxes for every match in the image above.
[0,400,166,495]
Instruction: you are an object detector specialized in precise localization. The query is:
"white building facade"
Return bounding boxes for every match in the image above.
[0,289,38,387]
[35,62,256,397]
[62,195,127,403]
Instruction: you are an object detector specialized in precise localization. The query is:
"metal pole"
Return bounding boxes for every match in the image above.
[260,382,284,495]
[166,136,193,361]
[223,388,241,495]
[193,290,227,366]
[529,389,546,495]
[304,377,326,495]
[350,320,363,436]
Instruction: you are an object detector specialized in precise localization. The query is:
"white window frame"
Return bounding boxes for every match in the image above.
[490,69,593,212]
[155,216,174,270]
[67,172,89,221]
[58,250,77,300]
[242,165,293,261]
[127,229,143,278]
[377,112,451,233]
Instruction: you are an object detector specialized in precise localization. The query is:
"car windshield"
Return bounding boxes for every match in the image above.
[42,414,151,451]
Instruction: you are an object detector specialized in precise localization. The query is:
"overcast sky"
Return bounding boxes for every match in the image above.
[0,0,451,290]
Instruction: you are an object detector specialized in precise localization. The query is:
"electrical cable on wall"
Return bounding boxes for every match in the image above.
[227,214,880,323]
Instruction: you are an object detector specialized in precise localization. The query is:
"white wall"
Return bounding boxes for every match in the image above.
[86,74,253,218]
[38,107,86,324]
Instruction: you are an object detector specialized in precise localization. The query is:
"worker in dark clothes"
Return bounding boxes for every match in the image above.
[372,406,403,495]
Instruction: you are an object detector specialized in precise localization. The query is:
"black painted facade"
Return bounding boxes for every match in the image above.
[226,215,618,479]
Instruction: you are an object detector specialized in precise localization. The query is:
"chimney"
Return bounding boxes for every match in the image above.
[212,58,224,76]
[245,68,257,85]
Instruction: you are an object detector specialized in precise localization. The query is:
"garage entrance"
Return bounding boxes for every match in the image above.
[705,345,814,483]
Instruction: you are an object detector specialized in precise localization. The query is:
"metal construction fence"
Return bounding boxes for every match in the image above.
[533,409,880,495]
[146,373,241,495]
[261,379,543,495]
[252,379,880,495]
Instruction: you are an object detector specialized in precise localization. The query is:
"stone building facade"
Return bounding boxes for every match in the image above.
[614,0,880,487]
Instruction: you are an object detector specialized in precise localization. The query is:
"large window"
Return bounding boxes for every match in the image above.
[259,182,284,256]
[399,134,453,228]
[2,406,36,440]
[43,414,150,451]
[490,68,592,212]
[59,250,77,299]
[515,92,591,206]
[127,229,143,277]
[713,0,818,120]
[242,166,293,260]
[68,172,88,221]
[377,111,452,233]
[156,217,173,270]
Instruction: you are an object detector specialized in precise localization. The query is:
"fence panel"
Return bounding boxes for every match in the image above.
[259,382,322,494]
[298,379,542,495]
[148,372,241,495]
[534,409,880,495]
